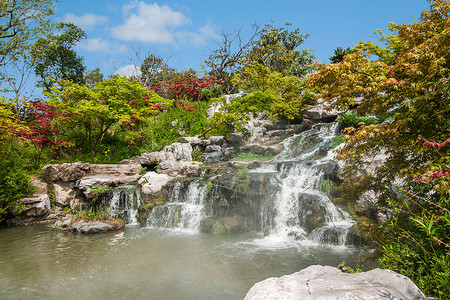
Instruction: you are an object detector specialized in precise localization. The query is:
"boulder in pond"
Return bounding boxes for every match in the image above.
[244,265,426,300]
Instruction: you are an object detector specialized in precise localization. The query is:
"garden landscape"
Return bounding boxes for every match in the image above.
[0,0,449,299]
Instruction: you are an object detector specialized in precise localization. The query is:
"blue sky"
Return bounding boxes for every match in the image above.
[54,0,429,78]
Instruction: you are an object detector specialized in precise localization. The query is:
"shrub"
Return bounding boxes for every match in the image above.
[338,112,379,131]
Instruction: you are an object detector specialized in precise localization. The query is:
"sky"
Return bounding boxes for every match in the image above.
[51,0,430,79]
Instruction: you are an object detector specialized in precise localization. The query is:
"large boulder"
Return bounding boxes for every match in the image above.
[42,162,91,182]
[304,98,347,122]
[164,142,193,161]
[244,265,426,300]
[77,175,141,199]
[19,194,51,219]
[53,182,77,207]
[138,171,175,201]
[42,162,141,183]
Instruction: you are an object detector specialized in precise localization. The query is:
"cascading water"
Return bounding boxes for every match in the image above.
[144,122,358,247]
[147,179,207,232]
[254,123,355,246]
[107,184,144,225]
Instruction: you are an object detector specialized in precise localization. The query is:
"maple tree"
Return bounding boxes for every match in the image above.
[311,0,450,296]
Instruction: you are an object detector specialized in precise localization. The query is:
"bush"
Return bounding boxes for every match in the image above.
[338,112,379,131]
[0,141,35,223]
[378,184,450,298]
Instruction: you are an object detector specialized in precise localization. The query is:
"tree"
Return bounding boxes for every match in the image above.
[311,0,450,296]
[0,0,54,70]
[329,47,356,63]
[204,25,261,93]
[84,68,104,88]
[46,76,164,154]
[31,22,86,90]
[139,54,175,89]
[244,23,315,77]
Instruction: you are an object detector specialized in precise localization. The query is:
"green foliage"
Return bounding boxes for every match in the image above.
[31,22,86,90]
[46,76,163,154]
[84,68,104,88]
[338,112,379,131]
[338,261,363,273]
[74,206,111,220]
[0,140,35,223]
[245,22,315,77]
[312,1,450,296]
[232,152,273,161]
[0,0,54,71]
[378,185,450,298]
[329,47,356,64]
[319,179,335,194]
[330,133,345,147]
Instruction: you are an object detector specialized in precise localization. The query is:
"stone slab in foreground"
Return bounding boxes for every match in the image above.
[244,265,426,300]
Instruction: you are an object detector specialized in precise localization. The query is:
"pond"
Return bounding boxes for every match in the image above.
[0,225,365,300]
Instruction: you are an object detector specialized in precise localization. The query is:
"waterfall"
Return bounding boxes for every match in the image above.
[147,179,207,231]
[144,122,358,246]
[108,184,144,225]
[255,123,355,246]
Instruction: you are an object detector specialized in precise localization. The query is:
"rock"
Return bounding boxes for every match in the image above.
[89,164,141,177]
[53,182,77,207]
[204,151,223,163]
[138,171,175,199]
[19,194,51,219]
[42,162,91,182]
[42,162,141,183]
[304,98,346,122]
[208,136,226,146]
[124,151,175,166]
[157,161,203,177]
[68,219,124,234]
[244,265,426,300]
[164,142,193,161]
[177,136,202,146]
[77,175,141,199]
[205,145,221,153]
[225,133,244,146]
[200,216,251,234]
[266,129,295,138]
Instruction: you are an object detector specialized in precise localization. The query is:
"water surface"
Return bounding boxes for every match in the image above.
[0,225,365,300]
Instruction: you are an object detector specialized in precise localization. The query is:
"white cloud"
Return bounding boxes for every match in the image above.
[110,2,191,44]
[176,22,219,47]
[78,38,128,53]
[62,13,109,30]
[114,64,141,78]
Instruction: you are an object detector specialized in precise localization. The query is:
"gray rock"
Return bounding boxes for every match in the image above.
[19,194,51,218]
[42,162,91,182]
[304,98,346,122]
[244,265,426,300]
[205,145,221,153]
[77,175,141,199]
[79,222,114,234]
[164,142,193,161]
[138,171,175,198]
[53,182,77,207]
[204,151,223,163]
[177,136,202,146]
[208,136,226,146]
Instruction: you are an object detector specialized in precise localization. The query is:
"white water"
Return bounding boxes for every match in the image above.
[250,123,355,247]
[108,184,144,225]
[147,179,207,233]
[140,123,356,248]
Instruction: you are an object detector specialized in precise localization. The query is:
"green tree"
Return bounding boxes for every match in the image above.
[0,0,54,70]
[84,68,104,88]
[139,54,175,89]
[311,0,450,296]
[46,76,164,154]
[329,47,356,64]
[31,22,86,90]
[244,23,315,77]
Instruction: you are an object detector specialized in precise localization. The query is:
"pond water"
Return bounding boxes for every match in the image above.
[0,225,365,300]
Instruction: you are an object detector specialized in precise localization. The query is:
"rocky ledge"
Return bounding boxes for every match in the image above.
[244,265,426,300]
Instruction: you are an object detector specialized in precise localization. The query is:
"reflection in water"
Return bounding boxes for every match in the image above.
[0,225,365,300]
